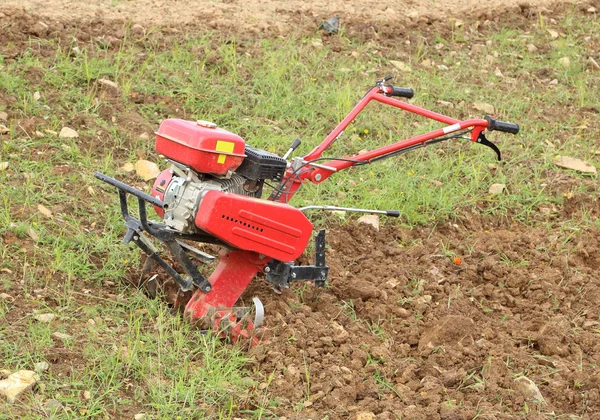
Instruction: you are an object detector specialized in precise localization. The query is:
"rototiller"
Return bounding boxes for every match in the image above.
[95,75,519,344]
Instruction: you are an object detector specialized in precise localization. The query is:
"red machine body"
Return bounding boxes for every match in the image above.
[195,190,313,262]
[155,119,246,175]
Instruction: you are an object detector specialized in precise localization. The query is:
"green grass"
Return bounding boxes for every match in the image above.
[0,5,598,418]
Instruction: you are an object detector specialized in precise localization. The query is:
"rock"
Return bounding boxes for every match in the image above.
[358,214,380,231]
[51,332,72,340]
[0,111,8,121]
[34,361,49,373]
[135,159,160,181]
[33,91,41,101]
[514,376,545,402]
[473,102,496,114]
[0,124,9,134]
[121,162,135,172]
[587,57,600,71]
[437,64,449,71]
[37,204,53,218]
[134,414,147,420]
[0,370,39,403]
[553,156,597,174]
[436,100,454,108]
[558,57,571,68]
[311,39,323,48]
[390,60,412,73]
[356,412,377,420]
[44,399,64,411]
[494,68,504,78]
[0,162,8,171]
[139,132,150,140]
[0,370,10,379]
[35,313,55,323]
[97,78,118,89]
[59,127,79,138]
[0,293,14,302]
[547,29,559,39]
[527,44,538,52]
[131,24,145,36]
[489,183,506,194]
[83,390,91,400]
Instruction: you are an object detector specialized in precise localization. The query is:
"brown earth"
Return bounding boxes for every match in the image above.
[1,1,600,419]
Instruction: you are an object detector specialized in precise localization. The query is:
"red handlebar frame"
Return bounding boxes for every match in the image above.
[275,86,490,203]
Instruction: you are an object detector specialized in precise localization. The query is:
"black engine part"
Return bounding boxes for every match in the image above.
[235,145,287,181]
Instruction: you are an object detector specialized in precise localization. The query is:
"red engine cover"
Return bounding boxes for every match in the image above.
[195,191,313,262]
[151,169,173,218]
[155,119,246,175]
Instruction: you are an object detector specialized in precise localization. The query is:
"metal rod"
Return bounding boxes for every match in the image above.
[94,172,166,209]
[298,205,398,216]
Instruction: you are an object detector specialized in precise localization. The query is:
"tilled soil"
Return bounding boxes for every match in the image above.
[247,198,600,418]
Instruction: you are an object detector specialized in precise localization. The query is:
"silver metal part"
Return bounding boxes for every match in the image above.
[162,173,256,234]
[299,205,393,215]
[252,297,265,328]
[176,240,216,264]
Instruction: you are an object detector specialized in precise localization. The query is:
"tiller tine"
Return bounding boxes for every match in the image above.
[211,297,267,348]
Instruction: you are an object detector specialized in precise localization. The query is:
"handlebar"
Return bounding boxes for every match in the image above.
[387,86,414,99]
[484,115,520,134]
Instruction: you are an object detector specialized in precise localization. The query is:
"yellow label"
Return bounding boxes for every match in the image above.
[215,140,235,164]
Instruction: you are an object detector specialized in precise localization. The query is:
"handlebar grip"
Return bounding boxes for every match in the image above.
[485,115,520,134]
[386,210,400,217]
[389,86,414,99]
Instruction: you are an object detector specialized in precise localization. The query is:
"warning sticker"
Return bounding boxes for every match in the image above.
[215,140,235,164]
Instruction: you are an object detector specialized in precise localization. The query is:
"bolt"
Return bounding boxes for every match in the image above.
[264,267,271,273]
[133,236,139,240]
[315,174,322,181]
[291,272,296,279]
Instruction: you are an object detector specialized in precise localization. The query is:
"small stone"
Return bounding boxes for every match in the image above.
[358,214,380,231]
[0,293,14,302]
[437,64,449,71]
[587,57,600,71]
[548,79,559,85]
[436,100,454,108]
[0,124,9,134]
[44,399,64,411]
[0,370,39,403]
[139,132,150,140]
[473,102,496,114]
[59,127,79,138]
[37,204,53,218]
[51,332,72,340]
[33,91,41,101]
[97,78,118,89]
[134,413,147,420]
[131,24,145,35]
[587,6,596,13]
[311,39,323,48]
[356,412,377,420]
[121,162,135,172]
[558,57,570,68]
[0,370,10,379]
[35,313,55,323]
[0,162,8,171]
[547,29,559,39]
[390,60,412,73]
[488,163,497,170]
[553,156,597,174]
[489,183,506,194]
[34,361,49,373]
[83,390,91,400]
[135,160,161,181]
[421,58,432,67]
[514,376,545,402]
[527,44,538,52]
[0,111,8,121]
[494,68,504,78]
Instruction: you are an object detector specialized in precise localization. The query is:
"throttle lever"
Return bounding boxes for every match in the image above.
[476,132,502,161]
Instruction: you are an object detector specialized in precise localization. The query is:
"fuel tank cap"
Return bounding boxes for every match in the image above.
[196,120,217,129]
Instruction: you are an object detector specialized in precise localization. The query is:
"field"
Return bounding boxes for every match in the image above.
[1,0,600,418]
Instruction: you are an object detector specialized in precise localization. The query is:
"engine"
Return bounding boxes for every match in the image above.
[149,119,312,262]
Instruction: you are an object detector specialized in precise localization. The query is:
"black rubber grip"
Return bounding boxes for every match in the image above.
[389,87,414,99]
[386,210,400,217]
[485,115,520,134]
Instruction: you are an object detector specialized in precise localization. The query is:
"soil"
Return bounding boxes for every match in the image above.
[1,1,600,419]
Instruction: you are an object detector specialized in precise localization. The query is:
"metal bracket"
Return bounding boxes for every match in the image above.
[265,229,328,288]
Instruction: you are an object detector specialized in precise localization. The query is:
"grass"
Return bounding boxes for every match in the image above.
[0,4,599,418]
